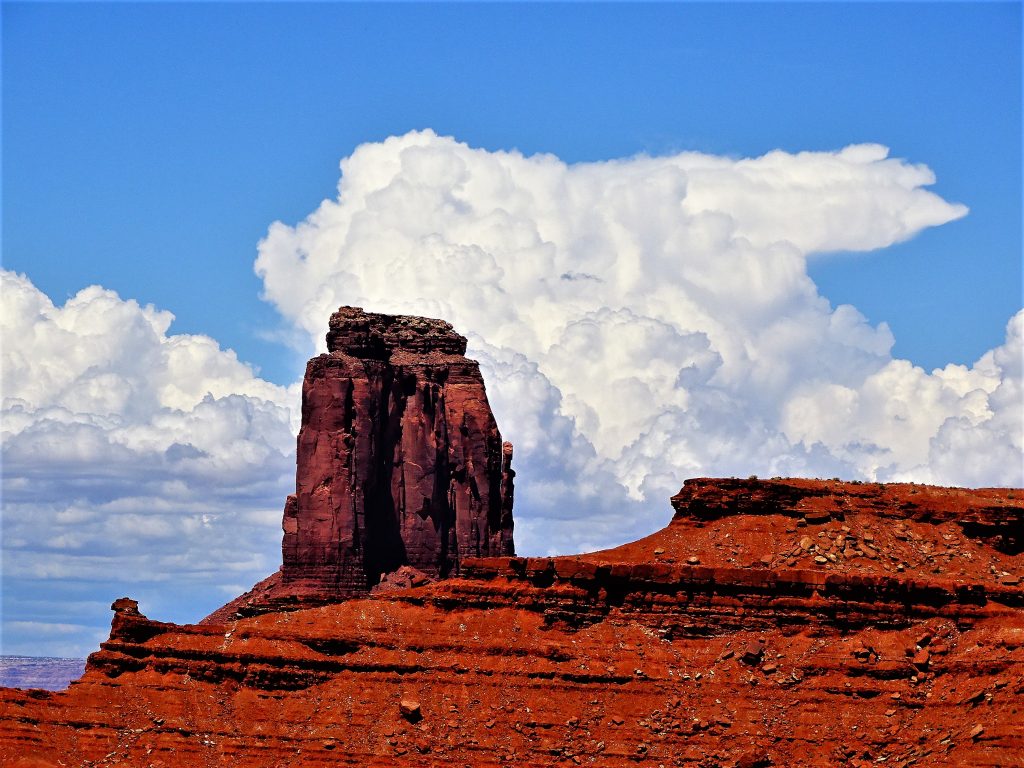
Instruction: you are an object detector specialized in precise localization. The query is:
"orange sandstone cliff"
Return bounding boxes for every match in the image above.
[1,309,1022,768]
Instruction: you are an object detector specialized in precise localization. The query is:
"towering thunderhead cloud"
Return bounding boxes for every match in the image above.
[281,306,515,594]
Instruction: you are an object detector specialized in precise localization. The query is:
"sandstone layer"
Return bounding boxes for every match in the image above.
[207,306,515,621]
[2,479,1022,768]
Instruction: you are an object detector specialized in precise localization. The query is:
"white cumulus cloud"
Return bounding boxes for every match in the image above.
[255,129,1019,556]
[1,270,297,655]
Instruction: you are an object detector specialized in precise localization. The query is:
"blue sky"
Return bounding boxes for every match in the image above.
[2,3,1021,657]
[5,3,1020,381]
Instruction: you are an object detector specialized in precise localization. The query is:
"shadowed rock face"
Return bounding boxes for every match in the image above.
[283,307,514,595]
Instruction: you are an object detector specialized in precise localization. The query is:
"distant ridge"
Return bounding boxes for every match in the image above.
[0,656,85,691]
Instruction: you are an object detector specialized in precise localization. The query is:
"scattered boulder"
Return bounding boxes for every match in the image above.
[372,566,436,594]
[741,641,765,665]
[399,699,422,722]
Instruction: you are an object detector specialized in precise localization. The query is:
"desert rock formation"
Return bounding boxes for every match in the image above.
[2,479,1022,767]
[207,306,515,621]
[1,308,1021,768]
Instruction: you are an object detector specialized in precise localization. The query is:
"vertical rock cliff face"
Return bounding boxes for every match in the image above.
[280,307,514,596]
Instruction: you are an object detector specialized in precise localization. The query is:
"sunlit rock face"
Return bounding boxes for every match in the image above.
[283,306,516,592]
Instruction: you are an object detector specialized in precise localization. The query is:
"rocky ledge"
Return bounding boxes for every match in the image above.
[2,478,1022,768]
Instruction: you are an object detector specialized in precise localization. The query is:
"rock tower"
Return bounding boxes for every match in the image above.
[281,306,516,592]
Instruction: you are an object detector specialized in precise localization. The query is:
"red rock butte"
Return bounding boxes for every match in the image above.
[207,306,515,621]
[2,308,1022,768]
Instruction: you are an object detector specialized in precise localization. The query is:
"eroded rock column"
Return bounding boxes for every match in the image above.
[281,307,515,594]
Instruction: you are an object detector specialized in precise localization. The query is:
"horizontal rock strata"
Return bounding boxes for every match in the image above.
[672,477,1021,552]
[2,479,1022,767]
